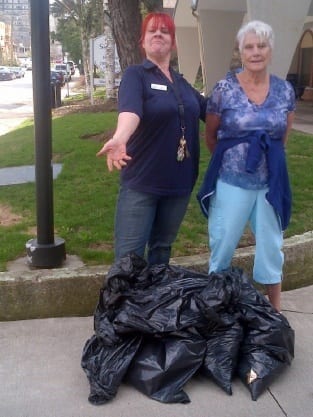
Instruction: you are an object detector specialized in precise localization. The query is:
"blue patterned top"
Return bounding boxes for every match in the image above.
[206,73,296,189]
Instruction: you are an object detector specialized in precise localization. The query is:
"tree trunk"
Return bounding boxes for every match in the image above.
[103,26,117,99]
[80,29,91,96]
[143,0,163,12]
[103,0,116,99]
[107,0,143,71]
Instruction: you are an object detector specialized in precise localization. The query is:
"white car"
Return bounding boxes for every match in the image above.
[10,67,25,78]
[54,64,71,82]
[66,61,75,75]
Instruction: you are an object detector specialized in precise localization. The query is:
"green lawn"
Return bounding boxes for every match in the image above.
[0,111,312,271]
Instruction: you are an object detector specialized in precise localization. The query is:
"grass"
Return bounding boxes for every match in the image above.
[0,110,312,271]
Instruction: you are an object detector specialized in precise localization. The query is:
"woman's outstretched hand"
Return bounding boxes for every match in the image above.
[96,138,132,171]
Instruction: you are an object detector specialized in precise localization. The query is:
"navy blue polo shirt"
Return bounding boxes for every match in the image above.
[118,59,206,196]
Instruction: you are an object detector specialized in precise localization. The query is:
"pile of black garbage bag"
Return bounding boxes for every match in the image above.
[81,253,295,405]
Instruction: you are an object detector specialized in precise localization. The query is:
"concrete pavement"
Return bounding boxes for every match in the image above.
[0,285,312,417]
[0,70,80,137]
[292,99,313,134]
[0,103,33,137]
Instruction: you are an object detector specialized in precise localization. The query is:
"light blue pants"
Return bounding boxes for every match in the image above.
[208,179,284,284]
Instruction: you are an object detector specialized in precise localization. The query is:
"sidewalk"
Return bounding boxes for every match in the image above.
[293,99,313,134]
[0,73,81,137]
[0,284,312,417]
[0,103,33,137]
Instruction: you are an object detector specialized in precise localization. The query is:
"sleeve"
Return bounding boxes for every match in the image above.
[117,65,144,118]
[285,80,296,112]
[206,80,226,116]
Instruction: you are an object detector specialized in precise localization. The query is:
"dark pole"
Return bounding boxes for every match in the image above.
[26,0,66,268]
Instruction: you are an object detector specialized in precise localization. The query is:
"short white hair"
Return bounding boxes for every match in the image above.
[236,20,274,53]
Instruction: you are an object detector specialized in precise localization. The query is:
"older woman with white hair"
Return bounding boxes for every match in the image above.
[198,20,296,311]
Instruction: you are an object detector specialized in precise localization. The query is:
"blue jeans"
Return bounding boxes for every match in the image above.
[114,186,191,265]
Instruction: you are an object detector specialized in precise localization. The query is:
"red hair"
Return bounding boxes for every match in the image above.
[140,12,176,48]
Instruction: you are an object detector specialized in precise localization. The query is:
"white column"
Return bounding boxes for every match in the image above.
[247,0,312,78]
[174,1,200,84]
[198,8,245,93]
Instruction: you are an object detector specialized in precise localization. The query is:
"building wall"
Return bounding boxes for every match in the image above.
[174,0,313,94]
[198,9,245,93]
[247,0,312,81]
[0,20,4,48]
[0,19,13,64]
[0,20,5,63]
[0,0,31,53]
[49,14,63,63]
[0,0,29,12]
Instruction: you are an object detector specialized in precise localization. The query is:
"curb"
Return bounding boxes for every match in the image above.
[0,231,312,321]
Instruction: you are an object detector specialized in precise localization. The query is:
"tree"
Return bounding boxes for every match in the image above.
[106,0,165,72]
[51,0,166,95]
[51,19,82,65]
[107,0,142,71]
[103,0,117,99]
[142,0,163,13]
[50,0,104,94]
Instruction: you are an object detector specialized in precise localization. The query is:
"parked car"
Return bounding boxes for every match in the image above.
[0,67,15,81]
[50,70,65,87]
[54,64,71,82]
[10,66,25,78]
[66,61,75,75]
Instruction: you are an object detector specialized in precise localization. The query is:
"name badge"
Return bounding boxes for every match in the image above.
[151,83,167,91]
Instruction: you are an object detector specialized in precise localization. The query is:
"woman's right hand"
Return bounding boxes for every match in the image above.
[96,138,132,171]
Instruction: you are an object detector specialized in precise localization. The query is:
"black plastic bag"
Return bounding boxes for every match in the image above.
[236,273,295,400]
[81,334,142,405]
[236,314,295,401]
[236,345,292,401]
[200,320,244,395]
[111,273,209,336]
[194,270,244,395]
[81,255,295,404]
[102,257,210,337]
[126,335,206,403]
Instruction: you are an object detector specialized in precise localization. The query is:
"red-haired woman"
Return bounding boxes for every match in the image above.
[97,12,207,265]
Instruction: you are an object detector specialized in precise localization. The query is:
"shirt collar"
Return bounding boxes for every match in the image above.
[142,59,158,70]
[142,59,183,81]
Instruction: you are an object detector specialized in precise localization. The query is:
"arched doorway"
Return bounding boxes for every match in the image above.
[298,29,313,87]
[288,28,313,98]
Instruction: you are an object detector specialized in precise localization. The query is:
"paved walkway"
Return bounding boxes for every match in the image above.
[0,98,34,136]
[0,285,312,417]
[0,164,63,186]
[293,100,313,134]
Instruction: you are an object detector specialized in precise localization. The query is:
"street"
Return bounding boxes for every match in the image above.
[0,69,79,136]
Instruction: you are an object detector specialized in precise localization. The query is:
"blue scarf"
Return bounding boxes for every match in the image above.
[197,131,292,230]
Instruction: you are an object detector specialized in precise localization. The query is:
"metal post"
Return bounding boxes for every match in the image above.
[26,0,66,268]
[66,78,70,97]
